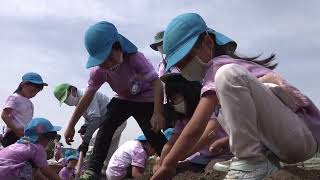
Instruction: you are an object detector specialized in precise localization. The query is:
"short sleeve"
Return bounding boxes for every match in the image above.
[201,64,219,97]
[3,95,17,110]
[131,52,158,82]
[131,144,147,168]
[86,95,102,118]
[31,145,48,168]
[86,67,108,92]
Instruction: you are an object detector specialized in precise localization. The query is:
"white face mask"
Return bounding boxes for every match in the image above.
[180,56,208,81]
[65,94,79,106]
[173,101,186,114]
[110,53,123,72]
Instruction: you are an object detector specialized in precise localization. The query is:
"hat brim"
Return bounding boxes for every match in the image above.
[165,35,199,72]
[67,155,79,161]
[150,40,163,51]
[165,28,237,72]
[207,29,237,49]
[118,34,138,54]
[27,80,48,86]
[58,89,69,106]
[164,128,174,140]
[49,126,62,132]
[86,34,137,69]
[135,135,147,141]
[86,44,113,69]
[160,72,181,82]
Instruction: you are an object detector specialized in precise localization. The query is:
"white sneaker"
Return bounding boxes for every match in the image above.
[214,159,232,172]
[224,159,280,180]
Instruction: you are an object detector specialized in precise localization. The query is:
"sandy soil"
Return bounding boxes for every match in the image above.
[128,159,320,180]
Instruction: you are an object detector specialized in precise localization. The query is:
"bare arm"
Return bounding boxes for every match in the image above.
[64,90,95,145]
[151,79,165,132]
[162,93,218,167]
[40,166,61,180]
[1,108,24,137]
[69,90,95,128]
[132,166,145,178]
[153,134,179,173]
[209,136,229,153]
[184,119,219,158]
[152,79,164,114]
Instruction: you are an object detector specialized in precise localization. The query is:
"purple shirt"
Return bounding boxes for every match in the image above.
[201,55,320,143]
[0,143,47,177]
[173,117,228,156]
[201,55,272,96]
[87,52,158,102]
[59,167,75,180]
[3,93,34,132]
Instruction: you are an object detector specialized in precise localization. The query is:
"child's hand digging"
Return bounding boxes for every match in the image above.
[209,137,229,153]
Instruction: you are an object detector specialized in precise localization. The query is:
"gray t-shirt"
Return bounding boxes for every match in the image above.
[78,89,109,121]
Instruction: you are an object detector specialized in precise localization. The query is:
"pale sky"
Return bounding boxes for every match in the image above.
[0,0,319,148]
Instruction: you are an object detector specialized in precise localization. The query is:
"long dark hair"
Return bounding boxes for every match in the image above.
[164,75,202,125]
[197,32,278,70]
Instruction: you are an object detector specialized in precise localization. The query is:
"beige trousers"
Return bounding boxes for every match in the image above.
[215,64,317,163]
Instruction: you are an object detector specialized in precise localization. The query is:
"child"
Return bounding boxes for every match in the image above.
[54,83,127,176]
[153,74,232,173]
[0,117,61,180]
[59,155,79,180]
[63,21,168,179]
[62,150,75,167]
[1,72,47,147]
[151,13,320,180]
[106,128,173,180]
[54,134,63,162]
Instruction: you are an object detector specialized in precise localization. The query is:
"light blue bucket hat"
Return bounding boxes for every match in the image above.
[24,118,61,143]
[135,128,174,141]
[22,72,48,86]
[64,149,74,158]
[66,155,79,162]
[85,21,138,68]
[164,13,237,72]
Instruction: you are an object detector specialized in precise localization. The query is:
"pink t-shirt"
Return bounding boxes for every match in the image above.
[59,167,75,180]
[157,61,166,77]
[201,55,320,144]
[3,93,34,132]
[201,55,272,96]
[106,140,147,178]
[0,143,48,177]
[87,52,158,102]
